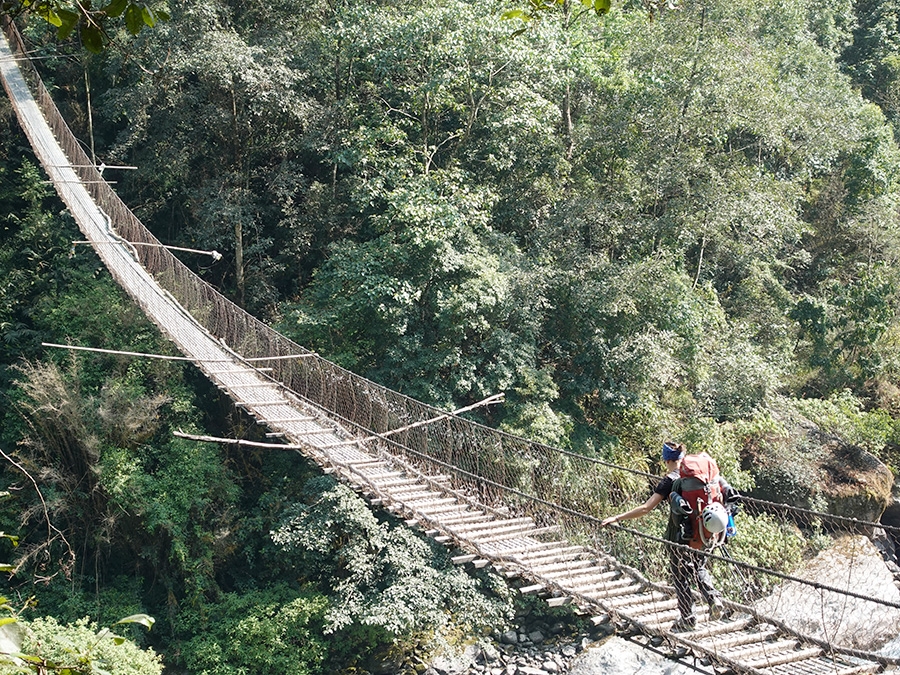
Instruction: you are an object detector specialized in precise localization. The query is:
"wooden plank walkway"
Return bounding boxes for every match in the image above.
[0,25,886,675]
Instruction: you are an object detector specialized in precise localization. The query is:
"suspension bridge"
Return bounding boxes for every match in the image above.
[2,18,899,675]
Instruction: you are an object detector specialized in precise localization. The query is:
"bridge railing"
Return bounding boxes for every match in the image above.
[5,17,900,665]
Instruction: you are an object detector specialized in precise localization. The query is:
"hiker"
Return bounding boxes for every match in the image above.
[600,441,735,632]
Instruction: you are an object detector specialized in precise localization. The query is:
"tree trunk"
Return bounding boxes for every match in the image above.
[231,83,245,305]
[234,217,244,305]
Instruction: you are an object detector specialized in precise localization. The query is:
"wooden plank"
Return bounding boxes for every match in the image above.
[369,477,422,489]
[699,627,779,650]
[438,512,492,526]
[519,584,545,595]
[509,546,586,564]
[414,503,471,518]
[541,566,608,583]
[354,468,402,478]
[229,382,283,388]
[585,583,644,599]
[568,575,634,594]
[450,521,537,541]
[408,498,462,512]
[833,663,882,675]
[475,525,560,544]
[530,558,597,575]
[683,617,755,640]
[724,639,801,662]
[603,590,670,609]
[381,482,435,494]
[767,657,878,675]
[449,517,534,535]
[546,596,572,607]
[743,646,822,670]
[623,597,680,616]
[486,539,571,558]
[390,489,445,502]
[631,608,682,628]
[451,554,477,565]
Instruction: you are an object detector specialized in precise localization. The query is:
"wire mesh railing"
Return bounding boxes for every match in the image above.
[4,16,900,669]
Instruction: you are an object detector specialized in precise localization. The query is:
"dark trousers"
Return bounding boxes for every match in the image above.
[667,542,721,621]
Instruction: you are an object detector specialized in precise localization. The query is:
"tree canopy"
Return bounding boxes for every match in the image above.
[4,0,900,670]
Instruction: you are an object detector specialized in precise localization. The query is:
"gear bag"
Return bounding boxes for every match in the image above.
[677,452,726,550]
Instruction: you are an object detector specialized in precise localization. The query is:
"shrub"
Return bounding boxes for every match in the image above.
[0,616,162,675]
[271,477,513,650]
[794,390,900,459]
[717,512,807,601]
[175,587,328,675]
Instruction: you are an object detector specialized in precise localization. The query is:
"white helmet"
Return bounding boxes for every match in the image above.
[701,502,729,534]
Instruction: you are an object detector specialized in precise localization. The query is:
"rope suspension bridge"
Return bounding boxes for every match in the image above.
[2,19,900,675]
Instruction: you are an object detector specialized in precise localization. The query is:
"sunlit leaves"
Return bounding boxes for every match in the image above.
[500,0,612,34]
[271,477,512,637]
[2,616,162,675]
[3,0,169,52]
[114,614,155,630]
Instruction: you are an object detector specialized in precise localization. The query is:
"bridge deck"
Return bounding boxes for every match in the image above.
[0,23,886,675]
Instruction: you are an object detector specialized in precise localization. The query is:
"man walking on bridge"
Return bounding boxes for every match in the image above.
[600,441,729,632]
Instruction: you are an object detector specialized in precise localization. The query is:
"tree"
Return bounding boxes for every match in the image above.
[1,0,168,52]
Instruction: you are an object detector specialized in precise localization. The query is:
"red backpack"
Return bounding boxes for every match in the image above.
[678,452,725,549]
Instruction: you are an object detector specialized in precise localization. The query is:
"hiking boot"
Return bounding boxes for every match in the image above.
[709,597,725,621]
[671,616,696,633]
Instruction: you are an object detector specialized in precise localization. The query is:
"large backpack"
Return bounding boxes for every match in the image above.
[678,452,726,550]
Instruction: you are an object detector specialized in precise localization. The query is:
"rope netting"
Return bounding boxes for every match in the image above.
[4,18,900,665]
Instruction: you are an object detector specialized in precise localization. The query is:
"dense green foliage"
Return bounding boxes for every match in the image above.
[0,615,161,675]
[5,0,900,669]
[77,0,900,451]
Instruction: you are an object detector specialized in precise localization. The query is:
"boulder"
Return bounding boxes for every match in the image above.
[755,535,900,651]
[821,442,894,524]
[568,637,696,675]
[745,414,892,524]
[879,473,900,552]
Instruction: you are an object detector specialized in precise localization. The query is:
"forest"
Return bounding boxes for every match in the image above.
[2,0,900,670]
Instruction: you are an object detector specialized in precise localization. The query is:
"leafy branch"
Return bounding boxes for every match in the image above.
[0,611,156,674]
[1,0,169,52]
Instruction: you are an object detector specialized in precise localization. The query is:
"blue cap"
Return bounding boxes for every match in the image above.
[662,442,684,461]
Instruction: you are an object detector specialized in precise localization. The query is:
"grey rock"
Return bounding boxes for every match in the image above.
[480,643,501,663]
[568,637,697,675]
[528,630,545,645]
[500,630,518,645]
[370,653,405,674]
[755,535,900,651]
[542,660,559,673]
[549,621,566,635]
